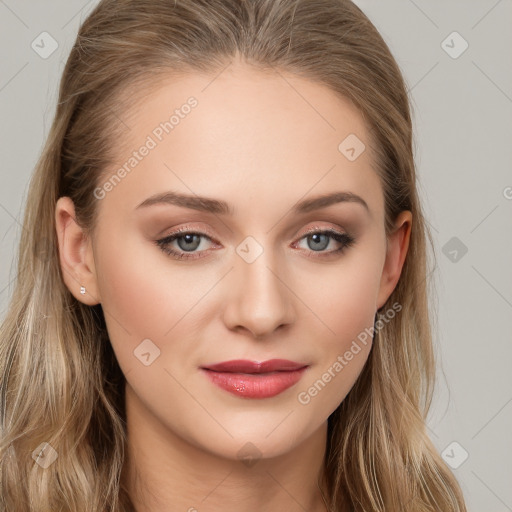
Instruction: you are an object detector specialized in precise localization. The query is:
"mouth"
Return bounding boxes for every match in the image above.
[200,359,309,399]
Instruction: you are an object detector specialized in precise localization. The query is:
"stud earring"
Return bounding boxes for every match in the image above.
[80,286,86,295]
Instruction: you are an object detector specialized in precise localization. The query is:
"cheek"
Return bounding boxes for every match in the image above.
[294,266,378,412]
[93,230,221,369]
[292,247,382,407]
[96,229,199,326]
[302,251,383,338]
[93,233,169,359]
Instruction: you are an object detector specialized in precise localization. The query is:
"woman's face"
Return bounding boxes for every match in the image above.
[58,61,410,461]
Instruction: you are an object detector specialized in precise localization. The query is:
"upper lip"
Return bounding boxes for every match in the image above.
[201,359,308,373]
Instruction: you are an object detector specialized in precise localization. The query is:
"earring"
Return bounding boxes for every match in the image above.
[80,286,86,295]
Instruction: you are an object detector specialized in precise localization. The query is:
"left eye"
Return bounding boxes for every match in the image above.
[155,228,355,260]
[294,229,355,255]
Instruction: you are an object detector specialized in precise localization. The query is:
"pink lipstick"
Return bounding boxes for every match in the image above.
[200,359,309,399]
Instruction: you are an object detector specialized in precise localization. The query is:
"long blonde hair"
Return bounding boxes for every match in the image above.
[0,0,467,510]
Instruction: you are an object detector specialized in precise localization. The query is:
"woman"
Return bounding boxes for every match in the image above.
[0,0,467,510]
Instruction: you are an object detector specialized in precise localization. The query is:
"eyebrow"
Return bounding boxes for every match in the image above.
[135,190,369,215]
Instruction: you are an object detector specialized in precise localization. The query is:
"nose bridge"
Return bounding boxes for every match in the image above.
[222,235,295,338]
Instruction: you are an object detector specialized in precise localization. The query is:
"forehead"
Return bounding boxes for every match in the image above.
[99,62,384,221]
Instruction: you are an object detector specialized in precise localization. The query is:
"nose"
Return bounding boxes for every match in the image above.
[221,247,296,339]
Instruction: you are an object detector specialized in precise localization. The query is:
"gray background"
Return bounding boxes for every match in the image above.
[1,1,511,510]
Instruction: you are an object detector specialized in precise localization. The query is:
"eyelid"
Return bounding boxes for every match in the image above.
[159,222,349,244]
[159,224,218,241]
[298,224,347,238]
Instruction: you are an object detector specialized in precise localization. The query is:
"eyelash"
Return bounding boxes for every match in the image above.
[155,226,355,261]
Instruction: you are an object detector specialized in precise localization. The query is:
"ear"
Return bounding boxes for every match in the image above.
[55,196,101,305]
[376,210,412,311]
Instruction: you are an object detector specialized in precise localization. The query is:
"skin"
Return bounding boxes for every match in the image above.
[55,58,411,512]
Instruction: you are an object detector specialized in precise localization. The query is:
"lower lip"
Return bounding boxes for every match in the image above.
[200,367,308,399]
